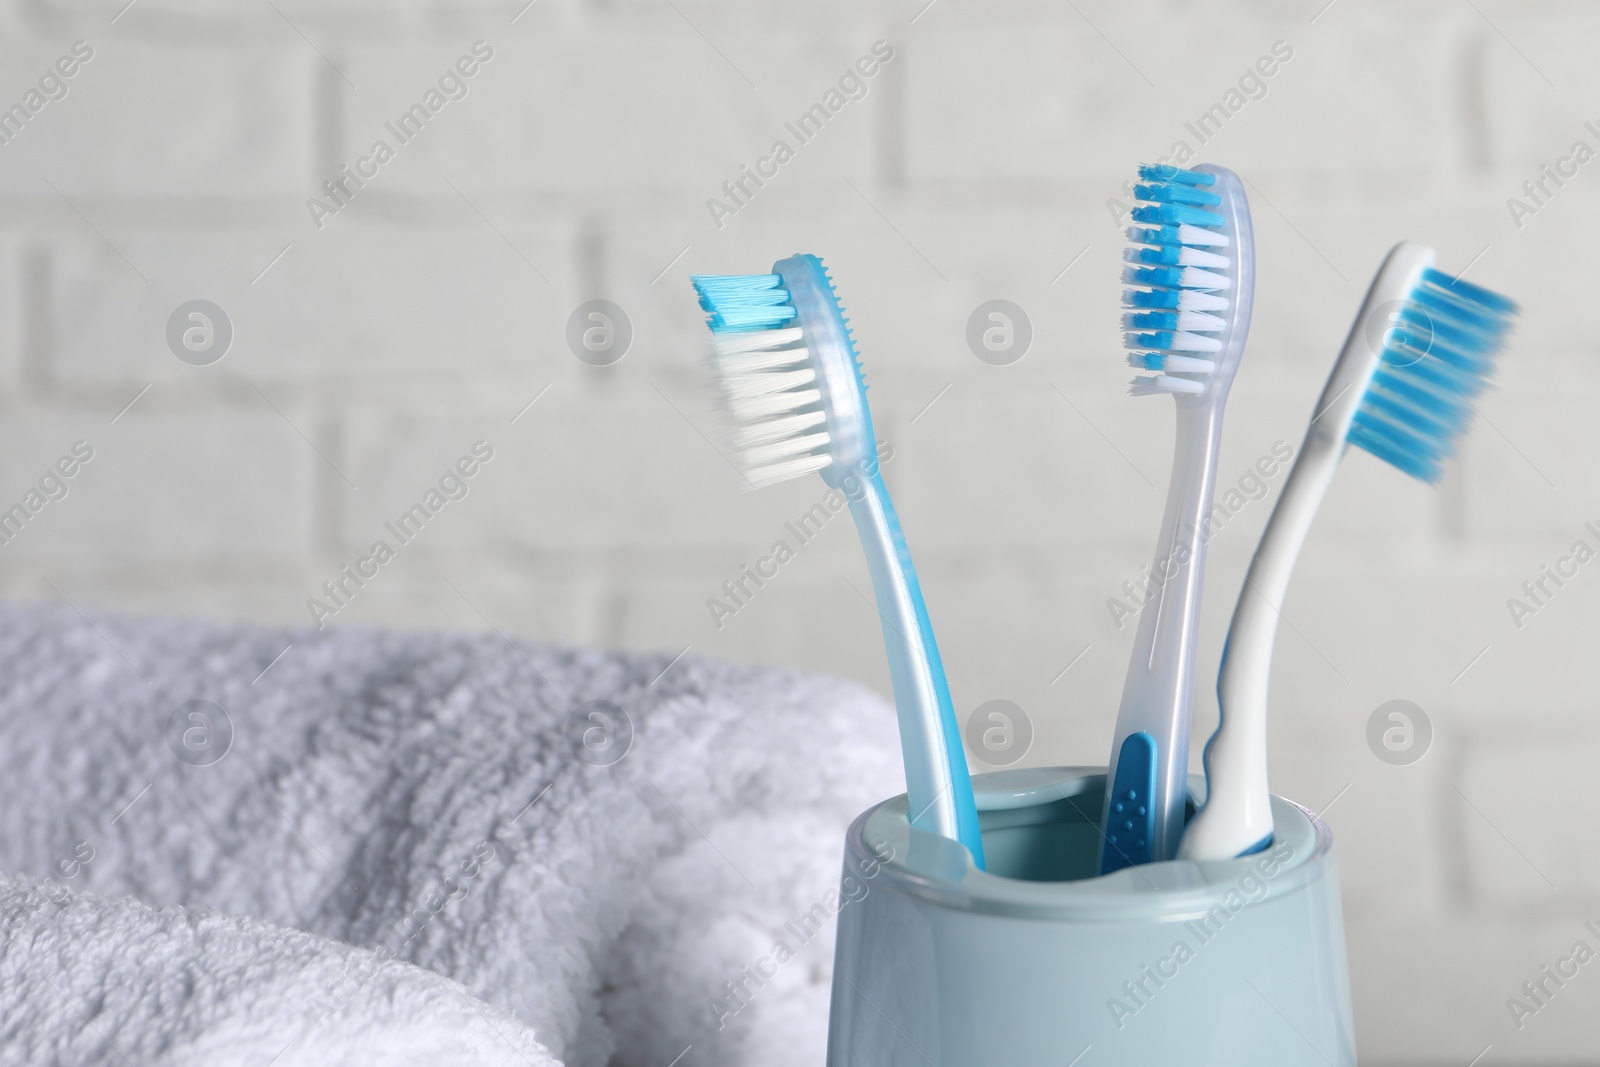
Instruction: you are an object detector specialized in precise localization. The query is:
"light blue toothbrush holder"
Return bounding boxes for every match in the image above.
[826,766,1355,1066]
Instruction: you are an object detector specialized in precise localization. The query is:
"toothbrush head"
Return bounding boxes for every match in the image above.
[1122,163,1255,402]
[691,255,875,490]
[1343,250,1518,483]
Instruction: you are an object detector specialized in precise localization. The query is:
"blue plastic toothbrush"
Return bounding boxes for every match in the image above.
[1180,243,1517,860]
[1099,164,1256,874]
[691,256,985,868]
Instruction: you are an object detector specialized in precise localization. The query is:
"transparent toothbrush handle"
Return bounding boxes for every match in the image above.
[847,470,985,869]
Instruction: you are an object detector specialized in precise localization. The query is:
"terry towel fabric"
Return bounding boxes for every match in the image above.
[0,606,903,1066]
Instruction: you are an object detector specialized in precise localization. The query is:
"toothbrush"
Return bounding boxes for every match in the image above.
[1179,242,1517,861]
[690,255,985,868]
[1099,164,1256,874]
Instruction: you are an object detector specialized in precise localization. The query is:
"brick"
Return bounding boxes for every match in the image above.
[601,203,1100,391]
[46,222,576,389]
[336,34,884,196]
[614,568,896,699]
[883,387,1172,550]
[0,235,22,392]
[1480,10,1600,171]
[0,407,313,558]
[1233,565,1497,714]
[1459,382,1600,538]
[905,18,1453,184]
[338,396,872,554]
[1,560,325,630]
[1457,740,1600,902]
[905,569,1129,768]
[303,561,600,646]
[1267,741,1443,912]
[0,42,313,197]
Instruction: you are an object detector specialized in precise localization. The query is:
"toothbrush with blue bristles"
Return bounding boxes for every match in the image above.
[690,255,985,869]
[1180,242,1517,861]
[1099,163,1256,874]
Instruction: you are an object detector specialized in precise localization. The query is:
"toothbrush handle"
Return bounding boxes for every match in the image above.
[847,470,985,868]
[1180,430,1342,860]
[1102,399,1225,870]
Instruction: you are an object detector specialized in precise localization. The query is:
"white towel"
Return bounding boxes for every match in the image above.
[0,606,903,1066]
[0,872,556,1066]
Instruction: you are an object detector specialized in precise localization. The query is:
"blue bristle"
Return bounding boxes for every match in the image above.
[1128,246,1184,267]
[1122,164,1233,395]
[1133,182,1221,208]
[1124,289,1182,310]
[1129,330,1176,350]
[1129,225,1182,246]
[1131,203,1225,228]
[1421,267,1517,314]
[1125,311,1179,330]
[1124,266,1185,289]
[1346,267,1518,482]
[1137,164,1215,187]
[690,273,798,333]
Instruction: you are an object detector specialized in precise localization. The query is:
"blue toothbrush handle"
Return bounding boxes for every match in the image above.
[847,469,985,869]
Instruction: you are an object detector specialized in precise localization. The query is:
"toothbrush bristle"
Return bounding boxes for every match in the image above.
[1122,164,1233,397]
[1346,267,1518,483]
[691,271,835,489]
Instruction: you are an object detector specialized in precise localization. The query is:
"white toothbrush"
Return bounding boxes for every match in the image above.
[690,255,986,867]
[1179,242,1517,860]
[1099,163,1256,874]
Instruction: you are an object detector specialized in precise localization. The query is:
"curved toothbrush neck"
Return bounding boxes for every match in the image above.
[845,468,984,867]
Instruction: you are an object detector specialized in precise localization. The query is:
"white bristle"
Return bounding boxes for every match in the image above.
[726,387,823,421]
[1178,267,1230,290]
[1168,331,1222,353]
[1175,311,1225,332]
[721,367,816,400]
[1176,292,1229,312]
[1178,248,1230,270]
[1177,224,1228,247]
[1130,374,1207,396]
[743,431,832,469]
[713,347,811,374]
[708,326,835,487]
[710,327,804,357]
[731,409,828,449]
[743,453,833,488]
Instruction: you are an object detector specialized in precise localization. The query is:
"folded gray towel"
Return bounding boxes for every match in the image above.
[0,605,902,1066]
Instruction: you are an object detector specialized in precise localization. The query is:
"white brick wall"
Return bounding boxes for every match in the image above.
[0,0,1594,1062]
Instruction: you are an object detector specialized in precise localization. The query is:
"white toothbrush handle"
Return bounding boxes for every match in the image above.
[847,471,985,866]
[1179,240,1436,861]
[1178,430,1339,860]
